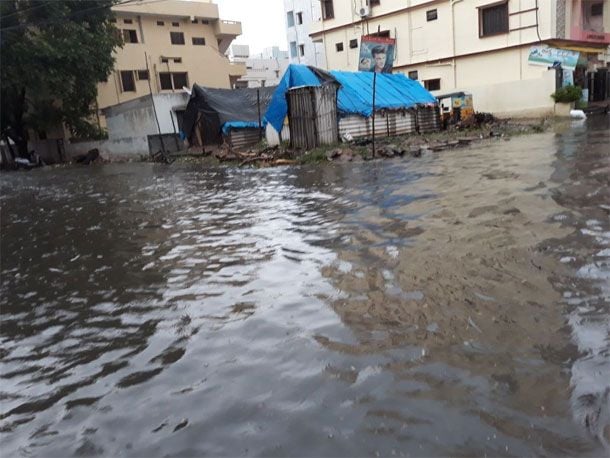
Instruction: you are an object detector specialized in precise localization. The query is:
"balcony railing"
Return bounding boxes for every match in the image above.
[214,20,242,37]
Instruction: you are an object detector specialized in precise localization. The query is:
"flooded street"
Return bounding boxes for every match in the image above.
[1,118,609,457]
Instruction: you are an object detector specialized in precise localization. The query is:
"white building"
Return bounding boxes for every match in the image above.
[310,0,610,117]
[228,45,290,88]
[284,0,327,68]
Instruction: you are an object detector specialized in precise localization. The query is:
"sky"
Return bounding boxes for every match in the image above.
[215,0,287,54]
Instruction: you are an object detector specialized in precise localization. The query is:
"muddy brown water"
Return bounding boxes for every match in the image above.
[1,117,609,457]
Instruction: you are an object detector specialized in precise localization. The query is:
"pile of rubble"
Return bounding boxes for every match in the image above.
[323,136,479,162]
[212,144,297,167]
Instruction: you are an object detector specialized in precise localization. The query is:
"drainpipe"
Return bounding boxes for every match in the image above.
[450,0,463,90]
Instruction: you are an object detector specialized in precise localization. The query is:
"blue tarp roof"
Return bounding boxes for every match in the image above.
[264,64,438,133]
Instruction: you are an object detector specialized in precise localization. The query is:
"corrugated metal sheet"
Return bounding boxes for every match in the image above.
[287,84,338,149]
[338,111,417,139]
[315,84,338,145]
[416,106,441,133]
[228,128,260,151]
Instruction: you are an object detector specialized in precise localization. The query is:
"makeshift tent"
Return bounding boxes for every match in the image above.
[182,85,275,146]
[264,64,437,134]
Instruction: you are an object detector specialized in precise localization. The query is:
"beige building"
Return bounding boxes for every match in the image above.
[311,0,610,116]
[96,0,245,112]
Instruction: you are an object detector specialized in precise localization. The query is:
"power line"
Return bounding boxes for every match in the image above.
[1,1,57,22]
[1,0,167,32]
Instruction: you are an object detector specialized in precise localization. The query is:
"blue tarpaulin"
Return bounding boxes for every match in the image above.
[264,64,438,133]
[222,121,261,135]
[264,65,323,134]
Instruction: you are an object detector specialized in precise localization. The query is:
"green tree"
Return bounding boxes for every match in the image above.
[1,0,122,159]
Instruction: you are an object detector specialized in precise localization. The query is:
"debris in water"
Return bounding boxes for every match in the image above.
[173,418,188,432]
[468,316,483,334]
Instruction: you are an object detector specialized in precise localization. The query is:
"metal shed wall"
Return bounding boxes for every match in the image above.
[228,128,261,151]
[338,111,417,139]
[416,106,441,133]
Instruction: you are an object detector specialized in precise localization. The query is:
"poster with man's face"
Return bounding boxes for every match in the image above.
[358,35,396,73]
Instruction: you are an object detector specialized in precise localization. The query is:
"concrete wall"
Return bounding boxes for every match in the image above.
[65,136,149,161]
[462,70,557,117]
[104,93,188,140]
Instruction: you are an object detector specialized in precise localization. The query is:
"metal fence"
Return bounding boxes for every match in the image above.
[147,134,182,155]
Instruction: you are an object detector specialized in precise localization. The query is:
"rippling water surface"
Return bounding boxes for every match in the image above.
[1,118,609,457]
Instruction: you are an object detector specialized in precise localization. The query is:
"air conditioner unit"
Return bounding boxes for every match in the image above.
[358,6,370,17]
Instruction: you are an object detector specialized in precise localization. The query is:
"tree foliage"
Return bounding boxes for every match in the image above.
[1,0,122,156]
[551,85,583,104]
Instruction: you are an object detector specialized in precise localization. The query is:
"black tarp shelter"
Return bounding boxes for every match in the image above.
[182,85,275,147]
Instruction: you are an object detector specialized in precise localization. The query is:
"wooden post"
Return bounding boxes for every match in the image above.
[170,110,180,151]
[257,88,262,141]
[372,71,377,158]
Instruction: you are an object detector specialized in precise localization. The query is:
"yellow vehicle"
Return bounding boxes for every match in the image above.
[436,91,474,124]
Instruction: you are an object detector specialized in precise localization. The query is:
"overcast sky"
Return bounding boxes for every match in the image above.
[215,0,287,54]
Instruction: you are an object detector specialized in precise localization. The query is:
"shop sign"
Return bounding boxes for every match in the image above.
[528,45,580,70]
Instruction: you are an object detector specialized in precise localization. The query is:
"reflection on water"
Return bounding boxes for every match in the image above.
[1,117,608,457]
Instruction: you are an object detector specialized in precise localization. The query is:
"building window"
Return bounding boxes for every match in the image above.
[299,44,305,56]
[122,29,138,43]
[192,37,206,45]
[479,1,509,37]
[335,42,344,52]
[369,0,380,6]
[296,12,303,25]
[286,11,294,27]
[202,19,209,24]
[123,18,133,24]
[349,38,358,48]
[159,72,188,90]
[170,31,185,45]
[408,70,418,80]
[191,18,198,24]
[424,78,440,91]
[322,0,334,20]
[161,57,169,63]
[172,72,188,89]
[261,80,266,87]
[173,57,182,63]
[290,41,297,58]
[137,70,149,80]
[159,72,172,90]
[157,20,164,26]
[591,2,603,16]
[426,9,438,21]
[120,71,136,92]
[172,21,180,27]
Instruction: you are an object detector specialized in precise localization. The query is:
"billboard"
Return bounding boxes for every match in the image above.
[358,35,396,73]
[528,45,580,70]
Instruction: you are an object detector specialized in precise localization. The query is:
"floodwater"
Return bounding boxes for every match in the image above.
[1,118,608,457]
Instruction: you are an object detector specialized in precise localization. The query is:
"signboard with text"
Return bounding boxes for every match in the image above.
[358,35,396,73]
[528,45,580,70]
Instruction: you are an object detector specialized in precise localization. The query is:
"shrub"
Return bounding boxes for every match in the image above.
[551,85,583,104]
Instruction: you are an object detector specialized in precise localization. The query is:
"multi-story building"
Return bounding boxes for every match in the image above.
[228,45,290,88]
[284,0,328,67]
[96,0,245,112]
[310,0,610,116]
